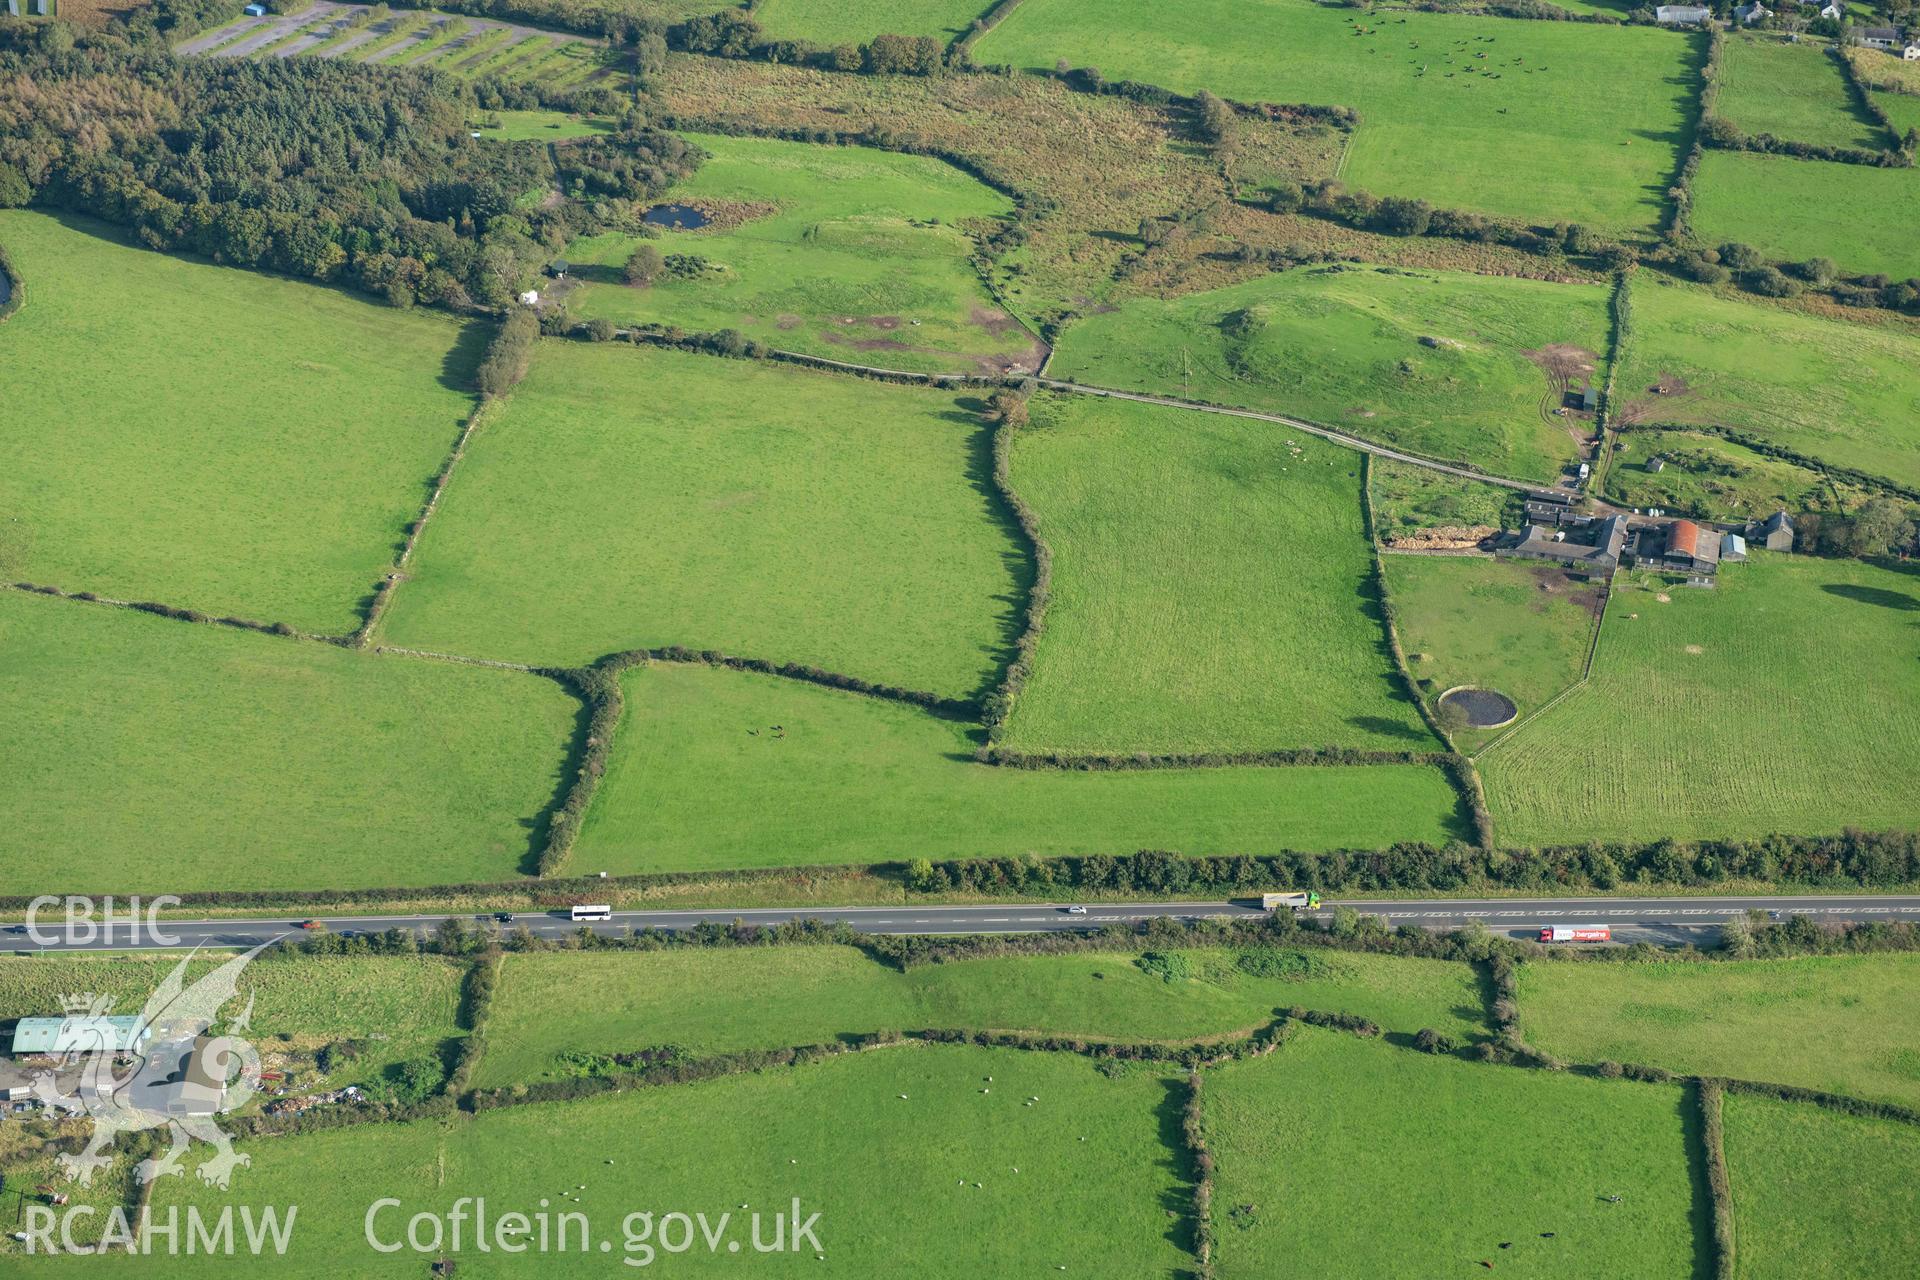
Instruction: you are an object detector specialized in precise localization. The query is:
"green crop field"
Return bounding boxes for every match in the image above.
[1385,555,1599,749]
[380,342,1023,698]
[0,952,465,1090]
[1480,555,1920,845]
[1691,151,1920,280]
[1613,275,1920,492]
[753,0,986,45]
[0,590,575,894]
[1518,953,1920,1108]
[1717,35,1890,152]
[978,0,1702,232]
[573,662,1470,872]
[1606,429,1864,523]
[477,944,1488,1086]
[562,133,1034,376]
[1050,265,1610,482]
[1722,1093,1920,1280]
[996,393,1436,753]
[0,211,483,634]
[37,1047,1190,1276]
[1205,1030,1702,1277]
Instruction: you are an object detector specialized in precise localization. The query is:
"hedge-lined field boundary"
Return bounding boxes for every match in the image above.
[980,415,1050,737]
[1698,1078,1737,1280]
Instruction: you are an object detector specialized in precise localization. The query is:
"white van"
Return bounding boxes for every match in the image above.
[570,904,613,922]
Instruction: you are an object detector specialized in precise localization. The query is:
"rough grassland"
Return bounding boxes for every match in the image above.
[381,343,1023,698]
[1518,953,1920,1109]
[564,133,1036,376]
[0,953,463,1086]
[1691,151,1920,280]
[56,1047,1189,1277]
[754,0,986,45]
[477,945,1487,1086]
[1481,555,1920,845]
[1385,556,1598,750]
[1717,35,1889,152]
[574,663,1469,872]
[978,0,1701,232]
[0,591,576,894]
[1722,1093,1920,1280]
[1206,1030,1701,1278]
[1051,265,1608,482]
[0,211,482,634]
[998,394,1435,753]
[1615,276,1920,492]
[1606,429,1864,523]
[1370,457,1517,536]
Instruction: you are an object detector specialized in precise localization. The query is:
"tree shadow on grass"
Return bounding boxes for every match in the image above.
[516,672,598,877]
[1822,583,1920,611]
[949,404,1038,714]
[1152,1073,1202,1265]
[1678,1082,1718,1280]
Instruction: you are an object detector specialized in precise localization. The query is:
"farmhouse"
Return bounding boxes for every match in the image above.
[1656,4,1712,23]
[1496,513,1628,575]
[1907,40,1920,59]
[1734,1,1769,23]
[1752,509,1795,551]
[9,1015,150,1057]
[1860,27,1902,50]
[1819,0,1844,19]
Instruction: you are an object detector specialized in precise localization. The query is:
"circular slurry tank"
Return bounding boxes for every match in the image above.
[1437,686,1519,729]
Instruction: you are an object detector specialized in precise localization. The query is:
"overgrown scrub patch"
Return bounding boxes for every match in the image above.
[1049,265,1611,483]
[1482,555,1920,844]
[571,661,1470,872]
[995,393,1435,753]
[0,590,576,894]
[1517,952,1920,1109]
[1720,1091,1920,1279]
[380,341,1026,699]
[1203,1029,1700,1277]
[0,211,483,633]
[476,944,1486,1086]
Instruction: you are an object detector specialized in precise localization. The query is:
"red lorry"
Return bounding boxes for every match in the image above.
[1539,925,1611,944]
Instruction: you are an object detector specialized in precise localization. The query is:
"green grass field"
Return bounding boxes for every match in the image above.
[563,133,1034,376]
[41,1047,1190,1277]
[1205,1030,1702,1277]
[1614,276,1920,492]
[1480,555,1920,845]
[1875,89,1920,138]
[572,661,1470,872]
[1386,555,1599,749]
[471,108,616,140]
[0,211,482,634]
[1518,953,1920,1109]
[477,944,1488,1086]
[1691,151,1920,280]
[1050,265,1610,482]
[1721,1093,1920,1280]
[0,952,465,1091]
[0,590,576,893]
[753,0,986,44]
[1717,35,1890,152]
[996,393,1436,753]
[1606,429,1862,522]
[380,343,1023,698]
[978,0,1702,232]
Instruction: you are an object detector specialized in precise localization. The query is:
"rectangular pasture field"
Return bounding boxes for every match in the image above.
[977,0,1703,232]
[1717,34,1891,152]
[476,944,1489,1086]
[379,342,1027,699]
[1480,554,1920,845]
[995,392,1437,753]
[0,210,483,634]
[1690,150,1920,281]
[0,589,577,895]
[572,661,1472,872]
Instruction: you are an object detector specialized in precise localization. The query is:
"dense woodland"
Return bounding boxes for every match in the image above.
[0,19,701,307]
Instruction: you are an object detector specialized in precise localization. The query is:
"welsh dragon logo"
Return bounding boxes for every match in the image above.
[30,943,271,1190]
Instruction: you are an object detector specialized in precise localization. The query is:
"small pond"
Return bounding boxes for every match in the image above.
[643,204,710,230]
[1438,686,1519,730]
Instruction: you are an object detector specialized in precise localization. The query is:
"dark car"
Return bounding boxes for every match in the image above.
[493,913,514,924]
